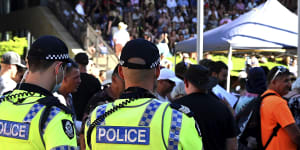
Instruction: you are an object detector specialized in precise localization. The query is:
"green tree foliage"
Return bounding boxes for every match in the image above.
[0,37,27,57]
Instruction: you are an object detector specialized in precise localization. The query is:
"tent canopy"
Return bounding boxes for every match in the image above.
[175,0,298,53]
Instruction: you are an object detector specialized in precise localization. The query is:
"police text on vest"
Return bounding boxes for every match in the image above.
[0,120,30,140]
[96,126,150,145]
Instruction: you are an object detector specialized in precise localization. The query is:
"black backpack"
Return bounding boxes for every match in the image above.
[236,93,281,150]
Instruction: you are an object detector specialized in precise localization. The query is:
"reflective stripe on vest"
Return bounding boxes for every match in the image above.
[96,104,108,125]
[50,145,76,150]
[168,109,183,150]
[23,103,44,122]
[43,106,61,132]
[139,100,162,126]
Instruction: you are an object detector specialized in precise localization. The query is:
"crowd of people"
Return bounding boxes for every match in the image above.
[72,0,296,56]
[0,0,299,149]
[0,35,299,149]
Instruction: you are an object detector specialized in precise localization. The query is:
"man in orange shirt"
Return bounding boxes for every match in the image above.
[261,66,300,150]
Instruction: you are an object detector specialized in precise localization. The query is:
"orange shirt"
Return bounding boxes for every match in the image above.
[261,89,296,150]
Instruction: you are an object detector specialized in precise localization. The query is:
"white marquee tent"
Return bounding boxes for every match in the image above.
[175,0,298,91]
[175,0,298,53]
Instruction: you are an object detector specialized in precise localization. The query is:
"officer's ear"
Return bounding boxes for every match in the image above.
[184,79,189,88]
[54,61,63,75]
[155,66,160,79]
[118,65,125,80]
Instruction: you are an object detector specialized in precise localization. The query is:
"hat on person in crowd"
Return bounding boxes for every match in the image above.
[246,67,267,95]
[1,52,26,68]
[120,38,160,69]
[118,22,128,30]
[184,64,217,89]
[102,70,113,85]
[74,52,89,66]
[27,35,70,62]
[158,68,181,83]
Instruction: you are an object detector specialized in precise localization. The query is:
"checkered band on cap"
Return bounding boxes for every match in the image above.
[51,145,76,150]
[43,106,61,132]
[168,109,183,150]
[139,100,162,126]
[96,104,108,125]
[23,103,45,122]
[45,53,69,60]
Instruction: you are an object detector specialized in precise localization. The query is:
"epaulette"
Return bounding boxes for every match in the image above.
[38,96,73,114]
[170,103,194,117]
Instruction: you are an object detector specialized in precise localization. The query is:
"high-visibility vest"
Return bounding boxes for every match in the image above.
[85,98,202,150]
[0,88,77,150]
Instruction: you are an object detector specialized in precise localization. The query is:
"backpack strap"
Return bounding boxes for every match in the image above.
[260,93,277,100]
[259,93,280,150]
[263,123,281,149]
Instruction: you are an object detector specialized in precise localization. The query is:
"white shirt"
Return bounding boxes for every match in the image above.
[75,3,85,16]
[155,92,169,102]
[113,29,130,46]
[131,0,139,5]
[167,0,177,8]
[0,76,17,95]
[247,2,257,10]
[172,16,184,23]
[208,10,219,19]
[171,81,186,99]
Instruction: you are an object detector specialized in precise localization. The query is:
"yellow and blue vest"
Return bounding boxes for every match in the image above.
[0,83,77,150]
[85,98,203,150]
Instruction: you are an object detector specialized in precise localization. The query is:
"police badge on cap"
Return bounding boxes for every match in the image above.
[62,119,74,139]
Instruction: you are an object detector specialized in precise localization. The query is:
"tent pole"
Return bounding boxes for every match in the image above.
[197,0,204,62]
[227,45,232,92]
[297,0,300,77]
[175,53,177,69]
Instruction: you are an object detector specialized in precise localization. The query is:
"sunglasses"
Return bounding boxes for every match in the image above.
[271,66,288,81]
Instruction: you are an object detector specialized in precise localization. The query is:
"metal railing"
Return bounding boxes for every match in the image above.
[47,0,118,70]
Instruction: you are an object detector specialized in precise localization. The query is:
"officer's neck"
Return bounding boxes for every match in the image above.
[125,83,154,93]
[25,71,54,92]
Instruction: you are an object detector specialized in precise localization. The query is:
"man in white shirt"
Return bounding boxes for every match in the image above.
[113,22,130,57]
[166,0,177,15]
[75,0,85,16]
[172,12,184,23]
[155,68,181,102]
[0,52,26,95]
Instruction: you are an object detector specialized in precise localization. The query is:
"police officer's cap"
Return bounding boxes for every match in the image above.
[120,38,160,69]
[27,35,70,62]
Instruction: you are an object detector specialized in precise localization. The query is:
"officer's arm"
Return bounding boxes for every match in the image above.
[43,112,77,150]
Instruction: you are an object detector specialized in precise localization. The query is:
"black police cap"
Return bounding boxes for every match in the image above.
[119,39,160,69]
[27,35,70,62]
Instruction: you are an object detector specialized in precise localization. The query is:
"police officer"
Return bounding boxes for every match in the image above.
[84,39,202,150]
[0,36,77,149]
